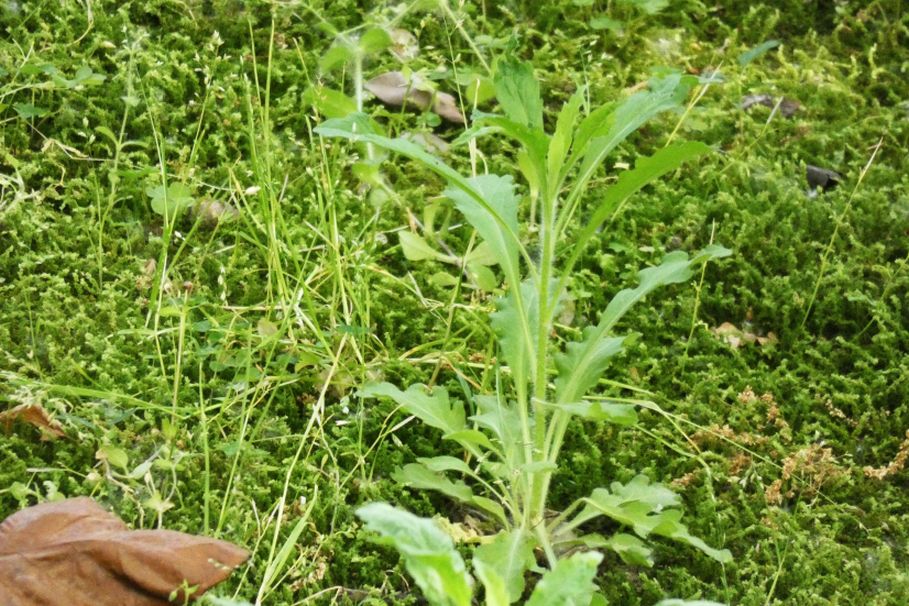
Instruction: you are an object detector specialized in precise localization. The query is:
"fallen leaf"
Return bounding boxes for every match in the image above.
[365,71,465,124]
[193,199,239,226]
[0,497,249,605]
[741,93,800,118]
[712,322,777,349]
[0,403,65,440]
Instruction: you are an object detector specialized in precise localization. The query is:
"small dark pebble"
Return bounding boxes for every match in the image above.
[806,165,842,191]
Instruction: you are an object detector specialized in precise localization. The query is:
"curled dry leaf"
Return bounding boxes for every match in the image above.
[365,71,465,124]
[0,497,249,605]
[0,403,65,440]
[712,322,777,349]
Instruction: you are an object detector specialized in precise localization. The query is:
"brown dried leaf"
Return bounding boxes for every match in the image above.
[431,91,466,124]
[365,71,465,124]
[0,403,65,440]
[0,498,248,605]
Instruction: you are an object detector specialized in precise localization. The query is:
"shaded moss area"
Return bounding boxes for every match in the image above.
[2,0,908,604]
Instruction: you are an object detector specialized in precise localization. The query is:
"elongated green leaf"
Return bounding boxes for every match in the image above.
[579,532,654,567]
[315,115,525,266]
[472,113,549,191]
[556,247,730,402]
[444,429,496,452]
[471,496,508,526]
[418,455,474,475]
[600,246,731,333]
[393,463,474,502]
[356,503,473,606]
[474,560,509,606]
[649,509,732,563]
[470,395,523,470]
[738,39,780,66]
[554,335,626,403]
[546,399,638,426]
[471,395,520,447]
[444,174,521,290]
[359,383,465,435]
[473,530,536,604]
[547,88,585,188]
[493,56,544,132]
[526,551,603,606]
[490,281,538,386]
[568,141,711,256]
[565,74,694,201]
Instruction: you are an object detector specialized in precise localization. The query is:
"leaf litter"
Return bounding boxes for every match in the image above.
[0,498,248,605]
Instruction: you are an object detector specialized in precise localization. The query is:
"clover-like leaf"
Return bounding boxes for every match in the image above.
[146,182,194,220]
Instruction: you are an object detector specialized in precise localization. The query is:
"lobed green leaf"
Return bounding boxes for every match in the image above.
[356,504,473,606]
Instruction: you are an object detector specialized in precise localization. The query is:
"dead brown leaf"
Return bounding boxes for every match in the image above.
[0,497,248,605]
[365,71,465,124]
[0,403,65,440]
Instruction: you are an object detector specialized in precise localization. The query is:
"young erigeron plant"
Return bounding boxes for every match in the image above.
[315,57,732,605]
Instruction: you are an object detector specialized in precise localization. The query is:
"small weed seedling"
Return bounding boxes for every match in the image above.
[317,56,731,605]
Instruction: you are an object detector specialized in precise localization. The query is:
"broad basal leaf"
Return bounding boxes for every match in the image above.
[356,503,473,606]
[526,551,603,606]
[0,498,248,606]
[649,509,732,564]
[493,56,543,132]
[473,529,536,604]
[302,85,357,119]
[359,382,465,435]
[393,463,474,503]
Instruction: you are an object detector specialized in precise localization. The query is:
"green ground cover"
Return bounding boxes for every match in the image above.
[1,1,907,604]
